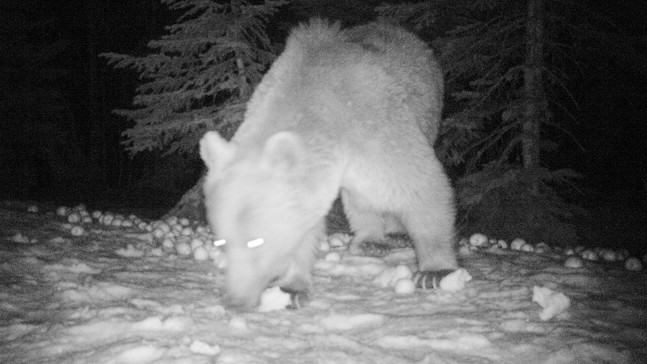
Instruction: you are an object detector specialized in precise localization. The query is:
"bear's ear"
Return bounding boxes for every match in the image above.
[261,132,303,173]
[200,131,235,173]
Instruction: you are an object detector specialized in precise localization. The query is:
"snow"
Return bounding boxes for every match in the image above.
[0,201,645,363]
[324,251,342,262]
[510,238,527,251]
[115,244,145,258]
[192,246,209,261]
[625,257,643,271]
[393,278,416,295]
[257,286,292,312]
[189,339,221,356]
[373,264,413,288]
[469,233,488,247]
[320,313,385,331]
[438,268,472,292]
[564,256,584,268]
[532,286,571,321]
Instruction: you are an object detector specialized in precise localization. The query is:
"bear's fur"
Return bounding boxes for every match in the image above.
[200,19,457,310]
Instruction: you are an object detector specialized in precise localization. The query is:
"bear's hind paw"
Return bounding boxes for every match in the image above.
[413,269,457,290]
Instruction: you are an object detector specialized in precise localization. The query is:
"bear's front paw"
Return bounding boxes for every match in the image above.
[413,269,457,290]
[279,287,309,309]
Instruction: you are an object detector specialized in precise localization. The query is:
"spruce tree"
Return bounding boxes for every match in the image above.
[103,0,286,219]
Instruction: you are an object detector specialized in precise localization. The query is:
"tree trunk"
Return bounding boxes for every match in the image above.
[523,0,546,194]
[163,174,208,222]
[86,0,107,195]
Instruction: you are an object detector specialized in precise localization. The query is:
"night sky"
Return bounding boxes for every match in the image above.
[0,1,645,250]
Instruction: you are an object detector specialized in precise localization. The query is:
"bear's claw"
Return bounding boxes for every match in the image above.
[413,269,457,289]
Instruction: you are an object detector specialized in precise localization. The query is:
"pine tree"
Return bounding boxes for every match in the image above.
[103,0,287,154]
[378,0,592,245]
[103,0,287,219]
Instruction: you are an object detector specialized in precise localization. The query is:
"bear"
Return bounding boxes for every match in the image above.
[200,18,458,311]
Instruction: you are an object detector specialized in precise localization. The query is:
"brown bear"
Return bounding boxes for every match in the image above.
[200,18,457,311]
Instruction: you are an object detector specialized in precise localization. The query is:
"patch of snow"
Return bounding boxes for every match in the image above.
[193,246,209,261]
[532,286,571,321]
[175,241,192,256]
[1,203,645,363]
[228,316,248,332]
[324,251,341,262]
[113,345,167,364]
[564,256,584,268]
[373,264,413,288]
[469,233,488,247]
[510,238,526,250]
[315,256,387,278]
[376,333,491,351]
[393,278,416,295]
[320,313,385,331]
[625,257,642,271]
[328,232,351,248]
[115,244,145,258]
[189,339,221,356]
[439,268,472,292]
[9,232,36,243]
[257,286,292,312]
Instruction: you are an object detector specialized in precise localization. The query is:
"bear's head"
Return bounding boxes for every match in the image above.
[200,131,324,310]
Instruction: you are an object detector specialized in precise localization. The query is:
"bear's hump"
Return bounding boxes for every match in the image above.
[345,22,428,55]
[287,18,344,50]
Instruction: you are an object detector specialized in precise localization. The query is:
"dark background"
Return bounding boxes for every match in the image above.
[0,0,645,252]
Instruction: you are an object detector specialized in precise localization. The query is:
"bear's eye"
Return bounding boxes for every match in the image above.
[246,238,265,249]
[213,239,227,247]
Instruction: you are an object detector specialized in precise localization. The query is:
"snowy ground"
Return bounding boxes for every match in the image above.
[1,201,645,364]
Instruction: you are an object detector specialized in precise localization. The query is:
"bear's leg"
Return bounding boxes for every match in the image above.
[383,214,405,236]
[397,185,458,289]
[341,189,388,255]
[403,210,457,271]
[273,220,325,308]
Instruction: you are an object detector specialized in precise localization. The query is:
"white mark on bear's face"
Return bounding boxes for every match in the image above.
[246,237,264,249]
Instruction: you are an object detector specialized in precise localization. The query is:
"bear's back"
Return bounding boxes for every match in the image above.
[233,20,443,161]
